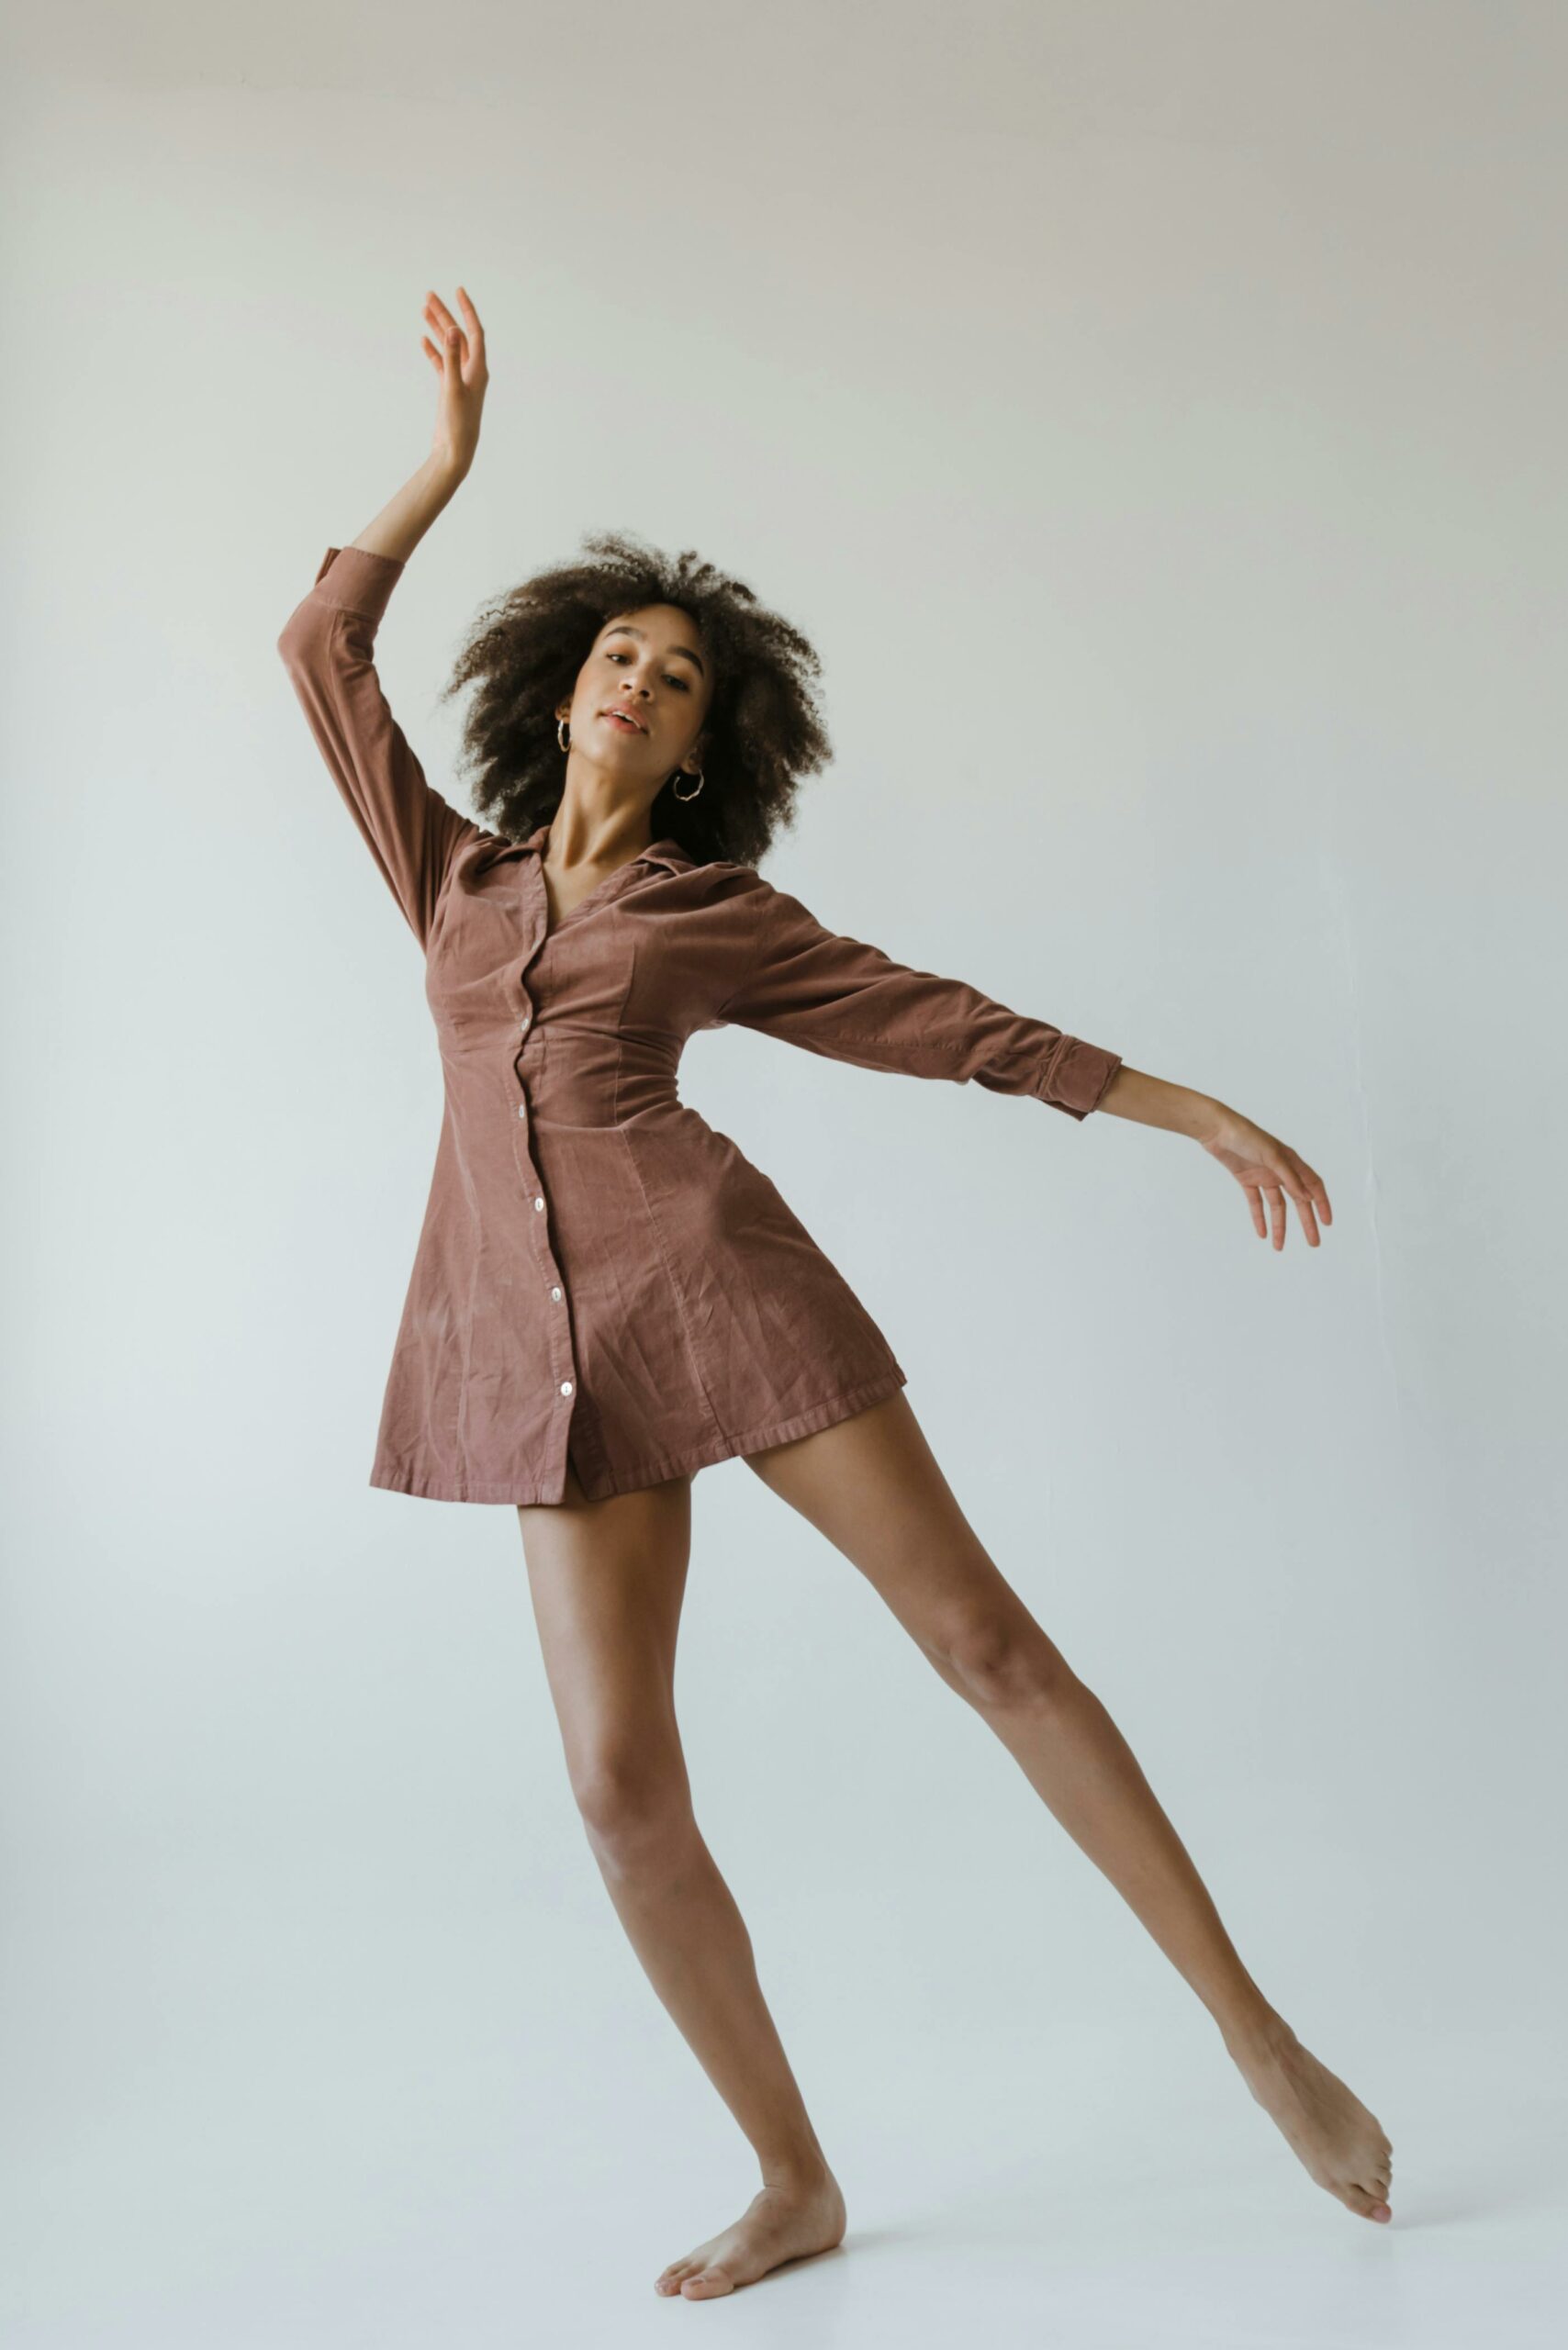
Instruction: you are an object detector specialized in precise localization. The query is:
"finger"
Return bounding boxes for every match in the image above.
[1291,1188,1322,1247]
[1286,1149,1332,1229]
[1265,1183,1287,1249]
[427,305,467,373]
[1244,1183,1267,1239]
[422,305,460,374]
[1277,1166,1322,1247]
[452,289,487,384]
[421,334,444,374]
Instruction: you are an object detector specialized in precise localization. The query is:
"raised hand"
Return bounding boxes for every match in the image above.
[421,286,488,479]
[1199,1107,1333,1249]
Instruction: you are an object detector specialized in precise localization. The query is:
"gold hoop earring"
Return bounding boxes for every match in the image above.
[557,716,569,753]
[672,767,704,802]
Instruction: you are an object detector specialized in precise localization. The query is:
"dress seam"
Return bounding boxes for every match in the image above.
[719,1367,905,1452]
[611,936,638,1125]
[618,1125,733,1451]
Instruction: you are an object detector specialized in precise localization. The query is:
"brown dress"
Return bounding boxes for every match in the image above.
[276,545,1124,1505]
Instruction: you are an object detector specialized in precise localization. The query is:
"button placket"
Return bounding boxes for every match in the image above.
[511,965,579,1449]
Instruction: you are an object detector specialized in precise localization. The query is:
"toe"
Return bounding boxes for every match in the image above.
[682,2266,734,2298]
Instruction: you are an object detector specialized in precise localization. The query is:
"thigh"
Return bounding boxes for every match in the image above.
[517,1460,695,1791]
[744,1391,1054,1666]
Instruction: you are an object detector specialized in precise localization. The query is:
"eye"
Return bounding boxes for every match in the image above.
[605,649,692,691]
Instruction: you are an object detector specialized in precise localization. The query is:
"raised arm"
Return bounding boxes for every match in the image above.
[276,532,480,948]
[715,870,1123,1120]
[274,287,490,950]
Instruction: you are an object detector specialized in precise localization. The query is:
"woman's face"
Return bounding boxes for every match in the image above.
[558,602,712,790]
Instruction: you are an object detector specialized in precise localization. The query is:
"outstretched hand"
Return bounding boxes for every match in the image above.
[1199,1107,1333,1249]
[421,285,488,479]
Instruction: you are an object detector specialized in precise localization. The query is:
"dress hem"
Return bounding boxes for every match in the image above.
[366,1361,910,1505]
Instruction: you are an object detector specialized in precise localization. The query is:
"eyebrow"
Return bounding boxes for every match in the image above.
[601,622,707,679]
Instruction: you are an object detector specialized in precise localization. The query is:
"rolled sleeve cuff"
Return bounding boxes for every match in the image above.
[1036,1036,1123,1120]
[311,543,407,625]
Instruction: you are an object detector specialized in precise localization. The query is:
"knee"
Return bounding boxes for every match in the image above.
[930,1609,1072,1712]
[569,1747,693,1874]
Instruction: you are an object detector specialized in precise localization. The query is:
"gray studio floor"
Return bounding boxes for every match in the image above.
[4,1995,1560,2348]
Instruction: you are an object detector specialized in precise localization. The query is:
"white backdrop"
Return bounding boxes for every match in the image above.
[4,5,1564,2344]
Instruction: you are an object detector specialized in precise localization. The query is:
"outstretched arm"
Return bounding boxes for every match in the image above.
[715,871,1122,1119]
[719,870,1331,1248]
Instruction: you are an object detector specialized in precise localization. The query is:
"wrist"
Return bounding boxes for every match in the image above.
[1098,1068,1227,1142]
[1187,1094,1238,1146]
[1189,1090,1250,1147]
[427,446,472,492]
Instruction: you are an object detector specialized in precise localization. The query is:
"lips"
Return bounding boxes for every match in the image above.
[600,708,645,734]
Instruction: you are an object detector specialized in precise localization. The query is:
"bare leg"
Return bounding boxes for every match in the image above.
[744,1392,1394,2226]
[517,1463,846,2300]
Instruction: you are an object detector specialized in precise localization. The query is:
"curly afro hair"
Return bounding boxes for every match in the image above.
[438,528,833,870]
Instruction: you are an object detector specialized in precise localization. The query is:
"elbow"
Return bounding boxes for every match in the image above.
[275,608,327,672]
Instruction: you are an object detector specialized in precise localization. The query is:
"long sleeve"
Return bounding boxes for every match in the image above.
[715,871,1122,1121]
[275,545,482,950]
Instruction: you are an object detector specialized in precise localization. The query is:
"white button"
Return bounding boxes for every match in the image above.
[560,1380,574,1396]
[551,1285,562,1301]
[520,1013,530,1032]
[517,1103,526,1119]
[533,1196,544,1211]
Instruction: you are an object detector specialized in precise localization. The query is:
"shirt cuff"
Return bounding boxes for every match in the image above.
[1036,1036,1123,1118]
[311,543,407,625]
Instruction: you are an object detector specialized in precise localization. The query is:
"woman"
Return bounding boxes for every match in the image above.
[276,286,1393,2300]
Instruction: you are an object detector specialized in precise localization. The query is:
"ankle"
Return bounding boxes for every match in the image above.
[757,2145,834,2196]
[1219,1998,1295,2065]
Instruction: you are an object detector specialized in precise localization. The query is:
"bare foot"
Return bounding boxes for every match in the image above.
[1230,2015,1394,2223]
[654,2166,847,2300]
